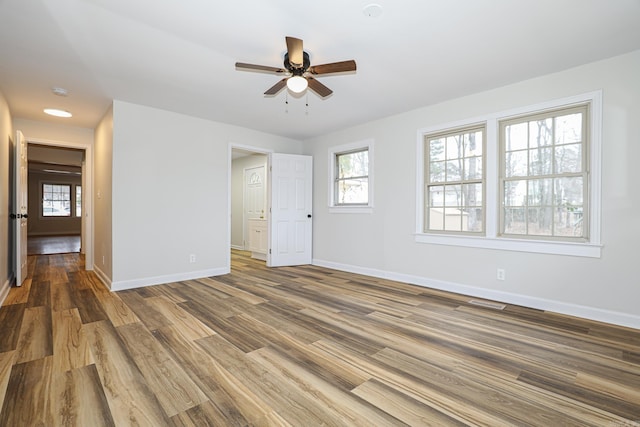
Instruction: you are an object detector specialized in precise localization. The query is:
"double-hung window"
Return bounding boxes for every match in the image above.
[42,183,71,217]
[424,125,485,234]
[500,105,588,240]
[329,140,374,212]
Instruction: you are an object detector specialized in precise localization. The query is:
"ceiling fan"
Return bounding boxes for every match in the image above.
[235,36,356,98]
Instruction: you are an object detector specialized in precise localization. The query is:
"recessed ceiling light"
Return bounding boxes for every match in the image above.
[44,108,72,118]
[363,4,383,18]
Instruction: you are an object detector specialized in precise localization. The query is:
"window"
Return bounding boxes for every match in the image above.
[75,185,82,217]
[416,91,602,258]
[329,140,374,212]
[500,105,588,240]
[42,183,71,217]
[424,125,485,234]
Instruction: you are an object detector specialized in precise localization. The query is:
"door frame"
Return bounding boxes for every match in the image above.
[228,143,273,270]
[23,136,94,269]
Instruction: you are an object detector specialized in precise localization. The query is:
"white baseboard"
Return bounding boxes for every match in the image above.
[230,245,245,251]
[313,258,640,330]
[92,265,112,290]
[110,267,230,292]
[0,278,12,307]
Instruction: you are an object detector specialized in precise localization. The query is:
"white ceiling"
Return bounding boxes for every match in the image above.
[1,0,639,141]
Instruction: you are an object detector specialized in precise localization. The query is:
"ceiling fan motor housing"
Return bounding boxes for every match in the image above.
[284,52,310,76]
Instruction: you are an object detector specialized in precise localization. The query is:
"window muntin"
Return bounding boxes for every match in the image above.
[424,126,485,234]
[500,105,588,240]
[334,148,369,206]
[42,183,71,217]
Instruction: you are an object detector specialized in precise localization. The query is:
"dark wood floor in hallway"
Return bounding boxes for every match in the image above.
[0,251,638,426]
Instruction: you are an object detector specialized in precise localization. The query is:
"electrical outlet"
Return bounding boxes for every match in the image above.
[189,254,196,263]
[497,268,506,281]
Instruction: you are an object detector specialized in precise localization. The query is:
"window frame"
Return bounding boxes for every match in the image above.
[75,184,82,218]
[328,140,374,213]
[423,124,486,236]
[41,182,72,218]
[415,91,602,258]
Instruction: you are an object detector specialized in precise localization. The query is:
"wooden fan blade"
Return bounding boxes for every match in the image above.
[235,62,287,74]
[308,60,357,75]
[307,76,333,98]
[264,78,288,95]
[285,36,304,68]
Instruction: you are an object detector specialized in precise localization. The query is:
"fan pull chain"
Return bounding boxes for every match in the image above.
[305,93,309,115]
[285,92,289,114]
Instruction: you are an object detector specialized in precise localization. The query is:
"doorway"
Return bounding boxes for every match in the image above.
[12,134,94,270]
[27,144,83,255]
[230,146,269,261]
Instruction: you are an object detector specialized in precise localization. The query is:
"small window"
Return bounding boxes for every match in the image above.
[424,125,485,234]
[42,183,71,217]
[75,185,82,217]
[329,140,374,212]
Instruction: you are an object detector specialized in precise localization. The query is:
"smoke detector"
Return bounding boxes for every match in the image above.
[51,87,69,97]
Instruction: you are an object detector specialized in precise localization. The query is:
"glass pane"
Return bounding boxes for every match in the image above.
[503,180,526,207]
[464,131,483,157]
[505,150,527,177]
[465,208,483,232]
[504,122,528,151]
[529,147,552,176]
[528,179,552,207]
[529,118,553,148]
[429,138,445,161]
[527,207,553,236]
[76,186,82,217]
[555,113,582,145]
[503,207,526,234]
[443,185,461,207]
[429,161,445,183]
[463,157,482,180]
[445,160,461,182]
[462,183,483,207]
[336,178,368,204]
[337,150,368,179]
[446,136,463,160]
[443,208,463,231]
[429,185,444,207]
[555,143,582,174]
[428,207,444,231]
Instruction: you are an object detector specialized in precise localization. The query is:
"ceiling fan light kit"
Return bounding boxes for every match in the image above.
[235,36,356,98]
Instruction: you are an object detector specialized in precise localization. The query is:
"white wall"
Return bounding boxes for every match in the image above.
[0,89,13,304]
[94,105,114,284]
[305,50,640,328]
[109,101,301,290]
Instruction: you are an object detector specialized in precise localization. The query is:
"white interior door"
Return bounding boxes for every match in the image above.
[268,153,312,267]
[244,165,265,247]
[14,130,28,286]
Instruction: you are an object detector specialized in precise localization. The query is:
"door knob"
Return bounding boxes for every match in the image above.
[307,214,312,218]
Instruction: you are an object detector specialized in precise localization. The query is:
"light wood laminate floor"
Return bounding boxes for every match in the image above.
[0,251,638,426]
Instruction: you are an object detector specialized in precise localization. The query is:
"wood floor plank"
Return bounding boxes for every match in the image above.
[50,280,76,312]
[2,278,32,305]
[115,322,209,417]
[52,308,94,373]
[15,305,53,363]
[52,364,115,427]
[0,304,26,352]
[84,320,171,426]
[147,296,216,340]
[0,351,15,410]
[71,288,108,324]
[0,356,54,426]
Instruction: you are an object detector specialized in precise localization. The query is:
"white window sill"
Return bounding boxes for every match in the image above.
[329,206,374,214]
[414,233,602,258]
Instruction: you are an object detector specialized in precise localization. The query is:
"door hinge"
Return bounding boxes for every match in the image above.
[269,249,271,254]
